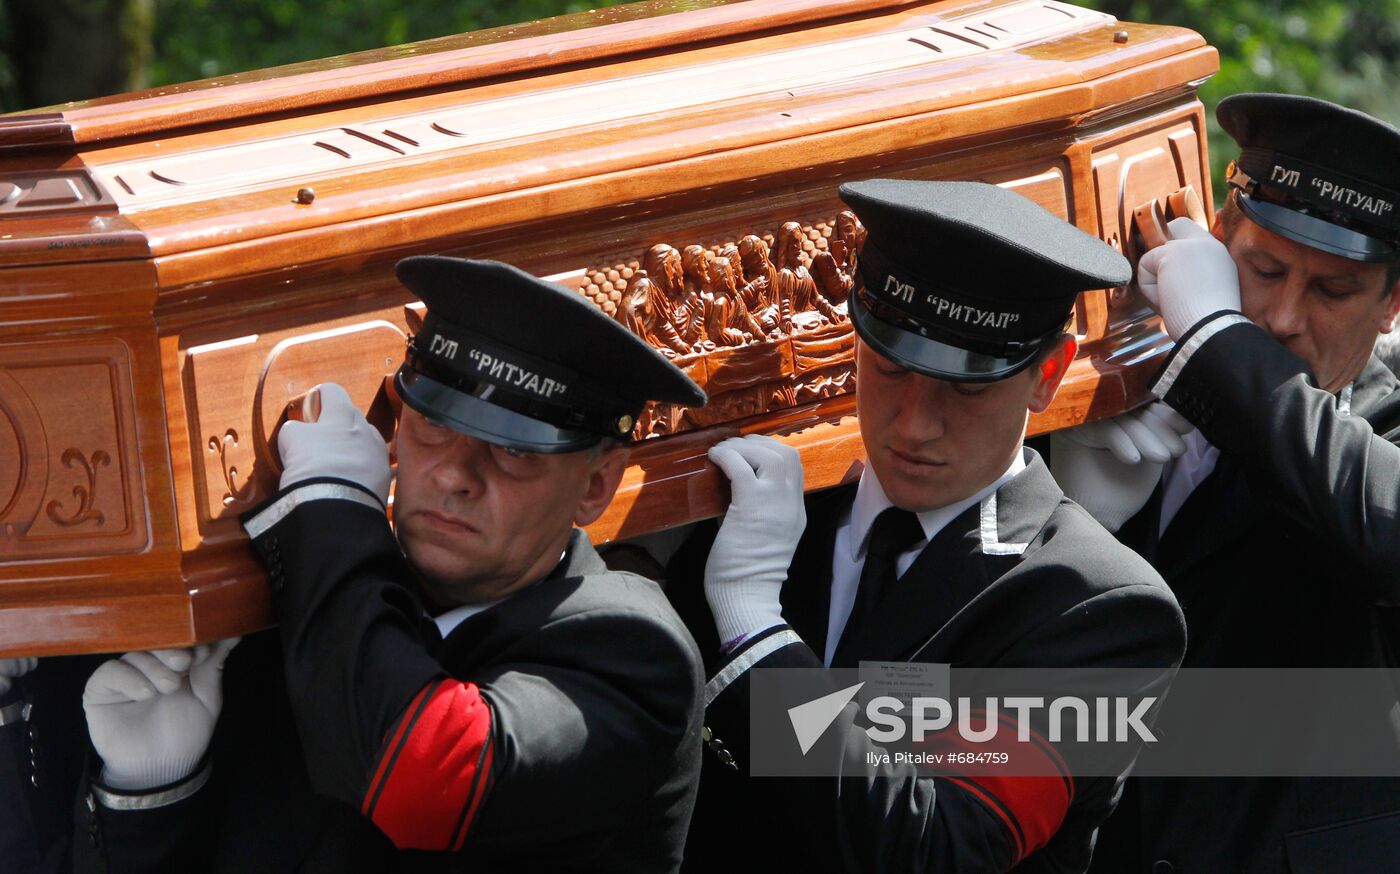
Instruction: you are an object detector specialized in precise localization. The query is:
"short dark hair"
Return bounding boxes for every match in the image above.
[1027,331,1073,370]
[1219,190,1400,292]
[587,436,626,459]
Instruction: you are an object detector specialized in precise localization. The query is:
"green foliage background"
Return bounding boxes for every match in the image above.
[2,0,1398,182]
[1084,0,1400,186]
[144,0,1400,128]
[147,0,627,85]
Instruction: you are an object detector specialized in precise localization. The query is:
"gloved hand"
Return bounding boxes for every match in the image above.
[704,435,807,643]
[1050,403,1194,532]
[278,382,392,505]
[1137,217,1242,339]
[0,658,37,697]
[84,639,239,791]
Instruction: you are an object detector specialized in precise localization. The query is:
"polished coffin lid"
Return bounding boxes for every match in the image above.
[0,0,1217,655]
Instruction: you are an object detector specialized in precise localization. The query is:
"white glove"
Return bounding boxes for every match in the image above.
[704,435,807,643]
[1137,217,1242,339]
[84,639,239,791]
[0,658,37,697]
[278,382,392,505]
[1050,403,1194,532]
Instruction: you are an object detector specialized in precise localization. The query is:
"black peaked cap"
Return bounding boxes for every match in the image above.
[394,256,705,453]
[1218,93,1400,261]
[839,179,1129,381]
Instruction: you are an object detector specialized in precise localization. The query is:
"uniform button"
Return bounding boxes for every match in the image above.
[1152,861,1175,874]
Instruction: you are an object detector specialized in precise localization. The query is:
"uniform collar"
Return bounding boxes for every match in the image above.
[846,449,1027,563]
[433,599,501,638]
[1349,354,1399,417]
[432,535,582,637]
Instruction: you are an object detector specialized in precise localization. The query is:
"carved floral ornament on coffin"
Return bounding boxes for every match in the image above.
[0,341,148,558]
[573,211,867,439]
[192,211,862,524]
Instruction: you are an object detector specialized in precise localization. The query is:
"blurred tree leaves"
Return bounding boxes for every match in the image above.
[0,0,153,110]
[1,0,1399,149]
[146,0,626,85]
[1083,1,1400,188]
[0,0,624,111]
[1086,0,1400,122]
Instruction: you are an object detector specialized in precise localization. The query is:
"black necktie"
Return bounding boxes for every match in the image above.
[840,506,925,650]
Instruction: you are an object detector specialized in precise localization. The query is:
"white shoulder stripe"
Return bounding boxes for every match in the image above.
[242,482,384,539]
[0,699,28,727]
[705,628,802,707]
[92,763,212,811]
[979,492,1027,556]
[1153,313,1252,399]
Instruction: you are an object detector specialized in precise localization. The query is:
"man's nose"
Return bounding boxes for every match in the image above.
[891,376,947,442]
[1258,278,1308,342]
[429,432,489,495]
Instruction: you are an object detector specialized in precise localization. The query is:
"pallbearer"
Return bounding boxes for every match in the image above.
[1058,94,1400,874]
[76,257,708,872]
[671,179,1187,872]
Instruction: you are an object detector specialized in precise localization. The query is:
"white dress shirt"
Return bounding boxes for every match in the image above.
[433,599,503,638]
[823,450,1027,665]
[1158,428,1219,538]
[431,548,568,638]
[1157,382,1352,538]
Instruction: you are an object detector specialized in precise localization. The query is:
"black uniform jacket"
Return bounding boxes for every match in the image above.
[669,451,1187,873]
[1090,315,1400,874]
[74,478,703,873]
[1,656,97,874]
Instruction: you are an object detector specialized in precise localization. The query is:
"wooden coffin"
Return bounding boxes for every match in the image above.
[0,0,1217,656]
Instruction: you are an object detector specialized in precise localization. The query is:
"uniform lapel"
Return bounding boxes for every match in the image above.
[1116,479,1166,567]
[830,451,1061,667]
[1351,354,1400,425]
[437,530,596,662]
[781,483,856,658]
[830,502,983,668]
[1154,451,1253,585]
[1151,360,1398,586]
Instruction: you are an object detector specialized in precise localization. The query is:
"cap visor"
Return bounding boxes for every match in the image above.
[850,293,1039,383]
[1239,194,1397,263]
[395,368,601,454]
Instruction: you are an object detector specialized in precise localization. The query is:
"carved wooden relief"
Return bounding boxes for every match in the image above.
[0,0,1219,655]
[183,319,405,530]
[580,212,862,439]
[0,340,146,559]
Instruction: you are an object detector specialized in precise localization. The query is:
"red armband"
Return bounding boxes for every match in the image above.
[924,709,1074,863]
[362,678,495,851]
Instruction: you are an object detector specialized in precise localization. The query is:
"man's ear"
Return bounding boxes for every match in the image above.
[1029,334,1077,413]
[1380,279,1400,334]
[574,445,631,527]
[1210,209,1227,243]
